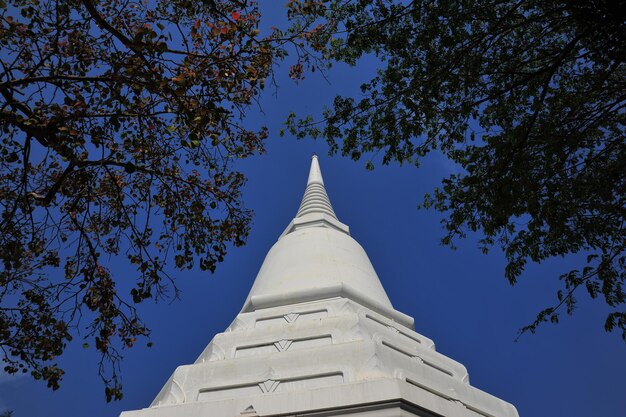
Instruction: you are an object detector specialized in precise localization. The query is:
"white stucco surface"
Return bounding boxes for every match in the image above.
[242,226,394,313]
[119,156,519,417]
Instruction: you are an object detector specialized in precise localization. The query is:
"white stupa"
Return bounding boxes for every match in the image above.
[121,156,519,417]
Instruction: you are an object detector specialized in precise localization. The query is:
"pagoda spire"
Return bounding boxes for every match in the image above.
[295,155,337,219]
[280,155,348,238]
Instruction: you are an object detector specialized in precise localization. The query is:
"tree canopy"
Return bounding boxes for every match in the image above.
[0,0,331,401]
[287,0,625,339]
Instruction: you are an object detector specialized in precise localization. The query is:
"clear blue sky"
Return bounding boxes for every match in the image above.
[1,3,624,417]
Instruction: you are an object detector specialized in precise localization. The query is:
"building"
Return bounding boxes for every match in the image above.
[120,156,519,417]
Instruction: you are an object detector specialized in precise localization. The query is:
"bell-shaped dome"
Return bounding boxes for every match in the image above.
[241,156,405,325]
[242,226,393,311]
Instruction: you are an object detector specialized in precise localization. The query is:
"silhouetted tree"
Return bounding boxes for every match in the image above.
[287,0,626,340]
[0,0,326,401]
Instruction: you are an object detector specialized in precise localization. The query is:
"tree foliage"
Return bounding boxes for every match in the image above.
[287,0,626,339]
[0,0,327,401]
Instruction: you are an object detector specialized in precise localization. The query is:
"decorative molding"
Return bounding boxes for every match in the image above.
[245,283,414,329]
[240,405,258,416]
[259,379,280,393]
[274,339,293,352]
[284,312,300,323]
[154,379,185,406]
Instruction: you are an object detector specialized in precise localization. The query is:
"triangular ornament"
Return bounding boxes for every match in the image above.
[274,339,293,352]
[283,313,299,323]
[258,379,279,393]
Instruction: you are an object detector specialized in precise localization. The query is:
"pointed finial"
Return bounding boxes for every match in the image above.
[279,155,350,238]
[307,154,324,185]
[296,155,336,219]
